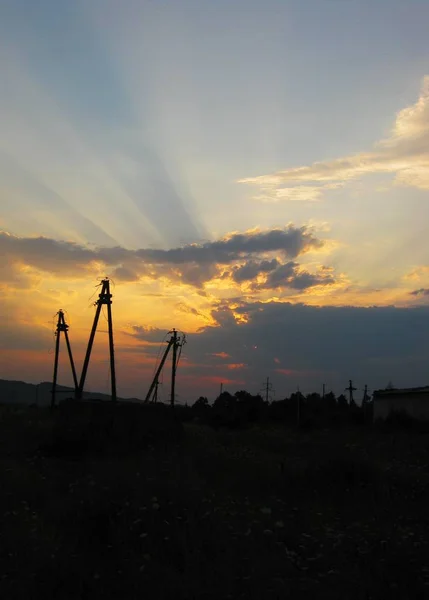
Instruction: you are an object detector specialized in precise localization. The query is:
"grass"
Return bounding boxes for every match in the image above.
[1,404,429,599]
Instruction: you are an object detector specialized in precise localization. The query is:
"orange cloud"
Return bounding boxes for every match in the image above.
[226,363,247,370]
[275,368,296,376]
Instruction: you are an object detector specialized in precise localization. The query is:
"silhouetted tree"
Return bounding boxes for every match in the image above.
[235,390,265,422]
[213,391,236,411]
[192,396,210,419]
[192,396,209,409]
[337,394,348,409]
[306,392,322,414]
[324,391,337,409]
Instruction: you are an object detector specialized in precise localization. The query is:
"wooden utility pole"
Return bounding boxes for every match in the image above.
[51,310,78,410]
[145,329,185,406]
[362,385,370,418]
[144,336,174,403]
[77,278,116,401]
[297,385,301,428]
[345,379,357,405]
[171,329,178,407]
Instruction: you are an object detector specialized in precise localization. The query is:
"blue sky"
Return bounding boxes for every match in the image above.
[1,0,429,398]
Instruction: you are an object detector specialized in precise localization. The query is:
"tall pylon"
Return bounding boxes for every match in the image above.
[260,377,274,403]
[76,278,116,401]
[51,310,78,410]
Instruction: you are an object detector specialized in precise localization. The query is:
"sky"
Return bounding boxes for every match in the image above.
[1,0,429,402]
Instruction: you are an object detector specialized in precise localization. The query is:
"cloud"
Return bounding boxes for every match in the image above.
[231,259,279,283]
[262,262,335,290]
[127,300,429,398]
[405,266,429,282]
[240,76,429,200]
[0,231,100,278]
[227,259,337,291]
[0,225,327,289]
[210,352,230,359]
[135,225,323,264]
[410,288,429,296]
[125,325,167,344]
[253,183,343,203]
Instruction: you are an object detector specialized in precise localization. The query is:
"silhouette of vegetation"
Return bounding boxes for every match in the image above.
[186,387,374,429]
[0,400,428,599]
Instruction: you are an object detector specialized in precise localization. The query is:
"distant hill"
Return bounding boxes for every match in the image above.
[0,379,142,406]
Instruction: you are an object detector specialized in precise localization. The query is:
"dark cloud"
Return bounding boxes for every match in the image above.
[250,261,336,290]
[129,301,429,399]
[125,325,167,343]
[263,262,296,287]
[231,259,279,283]
[265,263,335,290]
[410,288,429,296]
[0,225,326,288]
[111,265,142,282]
[0,232,97,277]
[136,225,321,265]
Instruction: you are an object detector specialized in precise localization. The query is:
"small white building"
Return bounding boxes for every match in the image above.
[373,386,429,421]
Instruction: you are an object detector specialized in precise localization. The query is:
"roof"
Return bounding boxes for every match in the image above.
[374,386,429,397]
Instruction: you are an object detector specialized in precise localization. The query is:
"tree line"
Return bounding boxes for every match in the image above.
[175,389,373,429]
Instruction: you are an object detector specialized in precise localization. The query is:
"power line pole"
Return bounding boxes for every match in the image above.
[296,384,301,428]
[171,329,178,407]
[261,377,274,403]
[51,309,78,410]
[77,278,116,402]
[362,384,370,418]
[144,336,174,403]
[144,329,186,405]
[322,383,326,399]
[345,379,357,405]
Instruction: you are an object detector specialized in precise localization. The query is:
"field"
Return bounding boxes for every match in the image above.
[1,404,429,599]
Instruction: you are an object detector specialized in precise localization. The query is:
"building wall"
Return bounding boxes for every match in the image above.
[374,392,429,421]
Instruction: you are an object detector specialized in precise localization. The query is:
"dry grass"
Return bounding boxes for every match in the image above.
[1,406,429,599]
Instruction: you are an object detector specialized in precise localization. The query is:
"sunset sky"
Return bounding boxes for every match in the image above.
[1,0,429,402]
